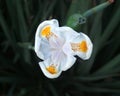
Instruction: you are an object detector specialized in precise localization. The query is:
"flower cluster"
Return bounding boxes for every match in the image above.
[35,19,93,79]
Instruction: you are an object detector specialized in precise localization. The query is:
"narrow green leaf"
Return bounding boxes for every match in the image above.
[15,0,31,63]
[15,0,28,41]
[99,5,120,49]
[7,84,16,96]
[74,83,120,93]
[93,54,120,75]
[83,1,112,17]
[90,12,102,41]
[73,74,118,81]
[93,81,120,89]
[0,77,27,83]
[49,83,59,96]
[0,74,32,84]
[42,0,57,20]
[5,0,17,32]
[24,0,30,21]
[18,42,34,50]
[67,0,92,17]
[0,10,16,50]
[78,13,103,75]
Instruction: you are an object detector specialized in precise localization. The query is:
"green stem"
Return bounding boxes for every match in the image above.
[83,1,113,17]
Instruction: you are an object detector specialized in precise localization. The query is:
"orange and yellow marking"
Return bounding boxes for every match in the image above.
[46,65,57,74]
[41,25,53,39]
[71,41,88,52]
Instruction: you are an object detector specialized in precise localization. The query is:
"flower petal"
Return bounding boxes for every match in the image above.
[81,33,93,59]
[62,41,73,56]
[36,19,59,38]
[39,59,62,79]
[35,19,59,59]
[56,26,79,42]
[61,55,76,71]
[50,40,76,71]
[49,35,64,50]
[35,37,51,60]
[71,33,93,60]
[34,36,44,59]
[40,39,51,60]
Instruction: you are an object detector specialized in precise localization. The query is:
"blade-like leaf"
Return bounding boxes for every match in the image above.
[93,54,120,75]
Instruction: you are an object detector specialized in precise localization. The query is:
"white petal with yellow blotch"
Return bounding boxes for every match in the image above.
[39,58,62,79]
[39,56,76,79]
[71,33,93,60]
[35,19,59,60]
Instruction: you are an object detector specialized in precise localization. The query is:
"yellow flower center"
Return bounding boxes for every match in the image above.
[41,25,52,38]
[71,41,88,52]
[46,65,57,74]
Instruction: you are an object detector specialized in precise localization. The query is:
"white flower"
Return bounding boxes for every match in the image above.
[35,19,93,79]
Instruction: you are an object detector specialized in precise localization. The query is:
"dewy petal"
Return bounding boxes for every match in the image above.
[71,32,93,60]
[39,59,62,79]
[35,19,59,59]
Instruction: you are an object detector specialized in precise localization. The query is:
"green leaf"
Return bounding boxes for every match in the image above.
[0,9,16,50]
[93,54,120,75]
[79,13,103,75]
[7,84,16,96]
[0,77,27,83]
[83,1,112,17]
[99,5,120,49]
[73,74,118,81]
[93,81,120,89]
[67,0,92,16]
[74,83,120,93]
[18,42,34,50]
[49,83,59,96]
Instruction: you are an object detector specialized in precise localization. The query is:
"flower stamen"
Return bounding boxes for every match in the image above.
[46,65,57,74]
[71,41,88,52]
[41,25,53,39]
[41,25,57,39]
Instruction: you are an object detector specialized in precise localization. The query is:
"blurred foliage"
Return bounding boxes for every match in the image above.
[0,0,120,96]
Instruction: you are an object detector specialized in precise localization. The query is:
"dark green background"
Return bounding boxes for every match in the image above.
[0,0,120,96]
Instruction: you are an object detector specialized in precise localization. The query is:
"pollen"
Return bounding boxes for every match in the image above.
[71,41,88,52]
[41,25,52,38]
[46,65,57,74]
[79,41,88,52]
